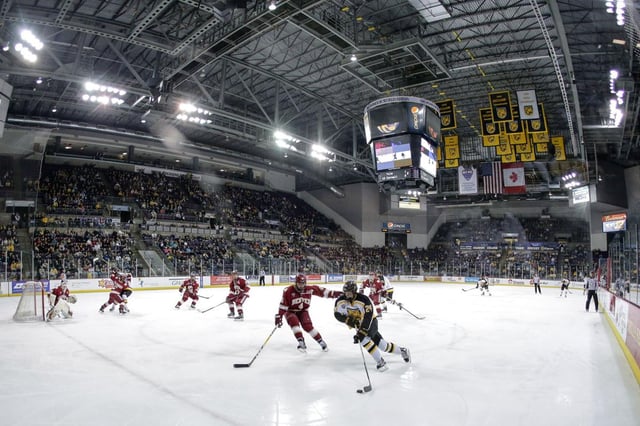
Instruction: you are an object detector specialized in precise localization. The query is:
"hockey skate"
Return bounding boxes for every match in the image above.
[190,304,196,309]
[297,339,307,353]
[376,358,388,372]
[318,339,328,352]
[400,347,411,363]
[109,304,116,312]
[227,312,235,319]
[234,313,244,321]
[99,306,105,313]
[174,303,181,309]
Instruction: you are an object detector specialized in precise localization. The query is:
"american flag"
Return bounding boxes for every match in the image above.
[480,162,503,194]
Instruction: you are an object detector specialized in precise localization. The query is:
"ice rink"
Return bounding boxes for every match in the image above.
[1,282,639,426]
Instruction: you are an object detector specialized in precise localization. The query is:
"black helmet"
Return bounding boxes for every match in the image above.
[343,281,358,299]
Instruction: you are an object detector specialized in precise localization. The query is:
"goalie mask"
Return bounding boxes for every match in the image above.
[343,281,358,300]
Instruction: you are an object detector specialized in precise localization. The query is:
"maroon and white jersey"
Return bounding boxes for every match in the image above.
[229,276,250,296]
[360,278,373,293]
[51,285,70,304]
[368,278,384,297]
[111,273,129,294]
[277,285,341,315]
[180,278,199,295]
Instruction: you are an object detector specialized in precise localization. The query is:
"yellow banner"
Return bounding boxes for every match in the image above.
[535,142,548,153]
[532,132,549,143]
[520,151,536,162]
[551,136,567,160]
[445,145,460,159]
[501,152,517,163]
[515,140,533,154]
[444,158,459,168]
[496,137,513,156]
[483,134,500,147]
[444,135,459,146]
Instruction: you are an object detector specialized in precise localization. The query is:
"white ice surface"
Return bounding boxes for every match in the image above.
[0,283,639,426]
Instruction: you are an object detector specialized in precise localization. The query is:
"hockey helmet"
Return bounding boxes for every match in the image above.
[343,281,358,300]
[295,274,306,290]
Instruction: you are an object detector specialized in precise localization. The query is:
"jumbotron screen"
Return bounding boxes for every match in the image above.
[373,136,413,171]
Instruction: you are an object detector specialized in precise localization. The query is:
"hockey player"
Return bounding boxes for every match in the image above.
[560,276,570,298]
[377,271,394,313]
[46,281,76,321]
[476,275,491,296]
[99,269,130,314]
[226,270,250,320]
[175,273,199,309]
[275,273,342,352]
[334,281,410,372]
[108,270,133,312]
[359,272,374,294]
[367,272,385,318]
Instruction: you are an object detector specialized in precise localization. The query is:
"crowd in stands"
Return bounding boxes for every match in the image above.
[0,161,595,281]
[0,224,21,280]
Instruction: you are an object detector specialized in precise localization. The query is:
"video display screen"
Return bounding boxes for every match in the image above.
[602,213,627,233]
[374,137,413,171]
[419,137,437,178]
[367,103,408,142]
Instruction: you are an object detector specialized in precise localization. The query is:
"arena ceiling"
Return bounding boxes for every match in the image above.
[0,0,639,193]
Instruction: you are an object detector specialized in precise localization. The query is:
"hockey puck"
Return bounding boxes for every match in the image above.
[356,389,364,394]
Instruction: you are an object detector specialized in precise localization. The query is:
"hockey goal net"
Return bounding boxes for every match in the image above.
[13,281,47,322]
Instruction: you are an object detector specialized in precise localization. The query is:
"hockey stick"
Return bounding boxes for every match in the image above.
[461,287,478,292]
[387,299,425,320]
[197,300,227,313]
[356,341,373,394]
[233,326,278,368]
[198,294,211,299]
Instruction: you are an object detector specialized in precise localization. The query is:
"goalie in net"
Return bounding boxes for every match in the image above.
[46,280,76,321]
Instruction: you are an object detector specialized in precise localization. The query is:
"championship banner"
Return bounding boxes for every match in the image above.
[515,140,533,154]
[531,132,549,143]
[480,108,500,136]
[444,134,458,146]
[504,106,524,139]
[535,142,548,153]
[482,134,500,147]
[519,150,536,162]
[437,146,442,161]
[489,91,513,123]
[437,99,457,130]
[509,132,526,145]
[445,144,460,160]
[550,136,567,160]
[458,165,478,195]
[495,136,513,156]
[444,158,459,168]
[525,103,548,133]
[516,90,540,120]
[501,152,517,163]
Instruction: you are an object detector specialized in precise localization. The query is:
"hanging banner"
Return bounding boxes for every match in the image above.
[437,99,457,130]
[489,91,513,123]
[516,90,540,120]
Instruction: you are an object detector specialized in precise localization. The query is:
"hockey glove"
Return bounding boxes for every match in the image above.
[345,316,359,329]
[353,334,360,344]
[275,314,283,328]
[179,287,184,293]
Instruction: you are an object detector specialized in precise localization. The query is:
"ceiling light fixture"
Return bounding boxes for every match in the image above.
[350,54,357,62]
[268,1,277,11]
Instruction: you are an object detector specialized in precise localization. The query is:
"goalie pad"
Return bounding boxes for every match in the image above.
[68,295,77,304]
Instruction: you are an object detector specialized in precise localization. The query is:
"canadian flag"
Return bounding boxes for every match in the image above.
[502,162,526,194]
